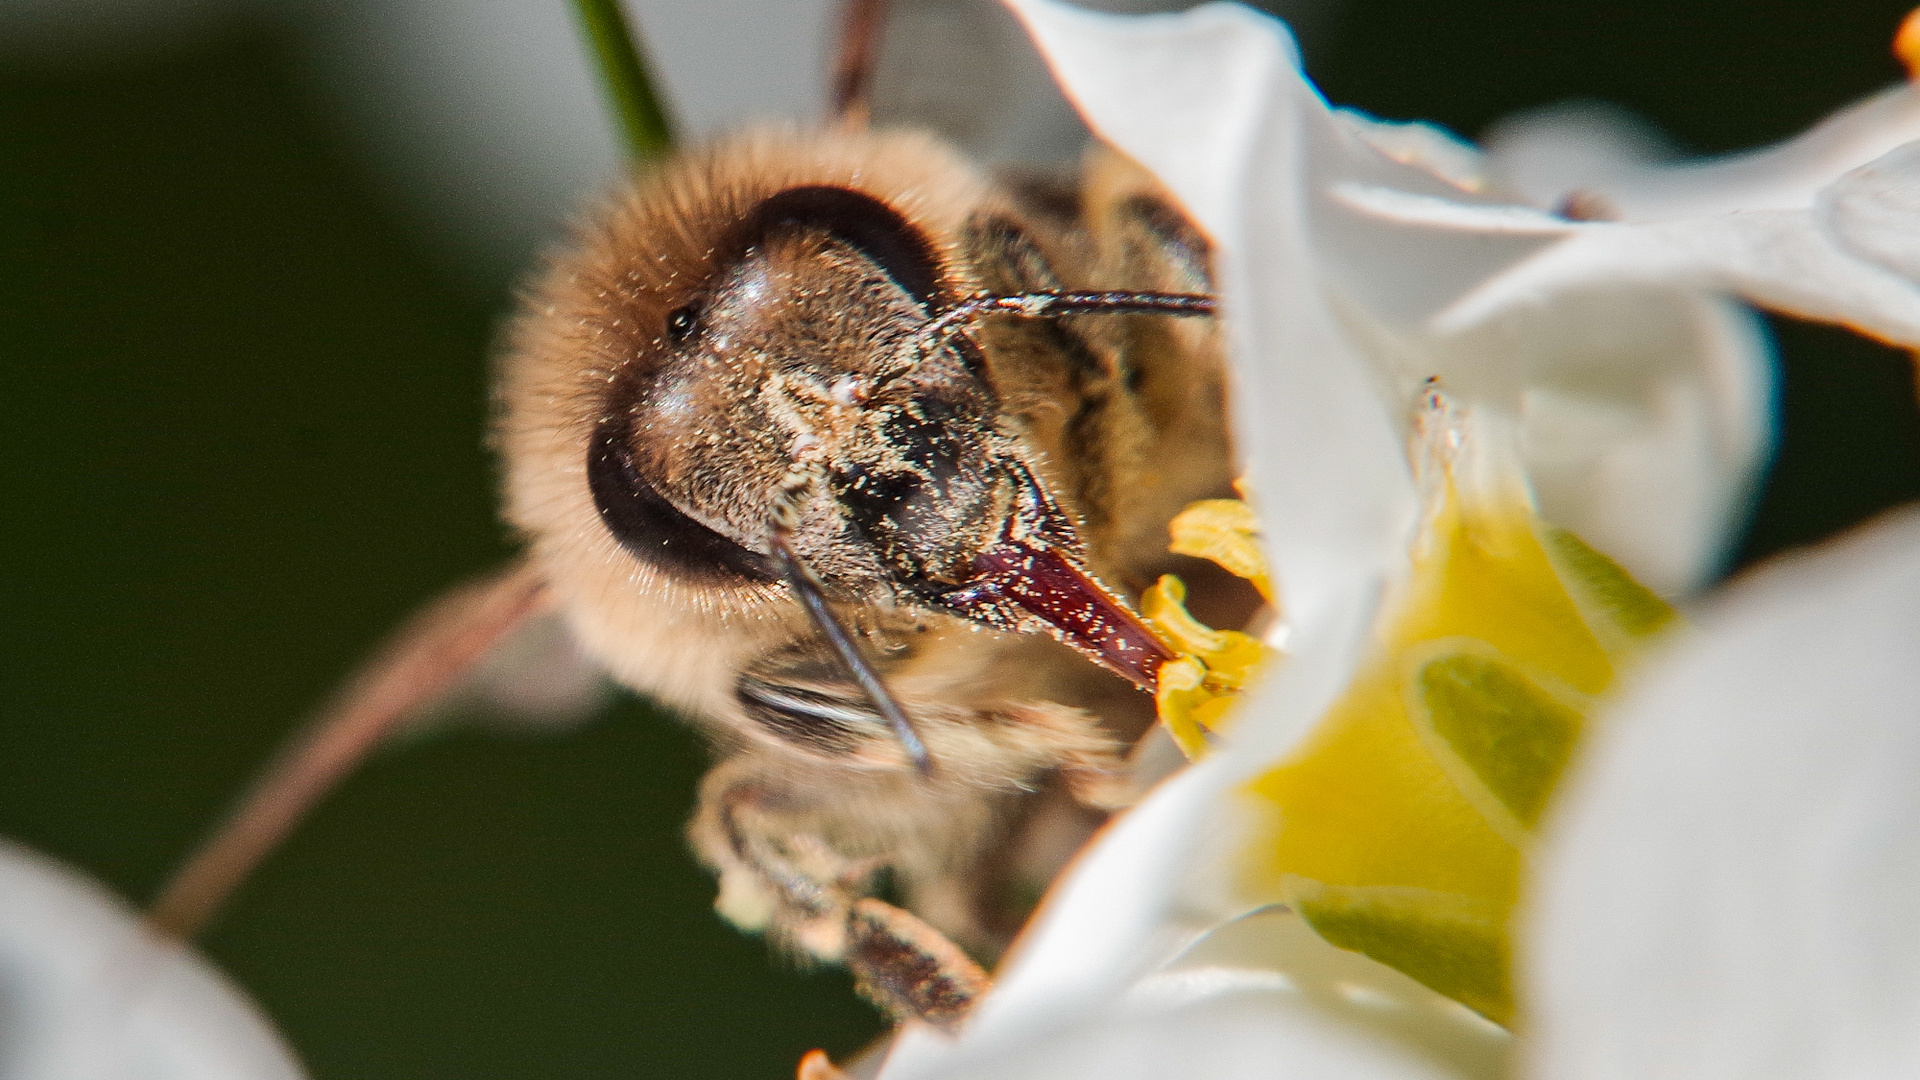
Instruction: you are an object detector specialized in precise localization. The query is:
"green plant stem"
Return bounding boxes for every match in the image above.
[570,0,674,160]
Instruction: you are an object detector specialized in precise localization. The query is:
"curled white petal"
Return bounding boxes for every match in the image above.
[1527,507,1920,1080]
[1329,183,1575,235]
[1817,137,1920,284]
[1004,0,1418,640]
[1486,83,1920,221]
[1013,0,1776,601]
[1434,203,1920,346]
[0,839,307,1080]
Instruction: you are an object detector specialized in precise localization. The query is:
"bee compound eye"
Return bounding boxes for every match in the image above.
[587,416,778,585]
[746,186,944,315]
[666,303,700,342]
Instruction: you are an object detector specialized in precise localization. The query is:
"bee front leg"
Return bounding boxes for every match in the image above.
[690,758,863,960]
[686,752,995,1029]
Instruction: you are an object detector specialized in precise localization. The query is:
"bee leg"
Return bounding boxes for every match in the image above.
[845,897,990,1030]
[688,756,997,1027]
[691,766,864,960]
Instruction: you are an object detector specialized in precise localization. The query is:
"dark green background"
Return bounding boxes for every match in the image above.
[3,2,1918,1078]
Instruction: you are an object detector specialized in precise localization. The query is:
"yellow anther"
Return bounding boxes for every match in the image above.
[1147,573,1275,759]
[1155,655,1213,759]
[1168,498,1273,600]
[1196,632,1267,692]
[1142,575,1232,656]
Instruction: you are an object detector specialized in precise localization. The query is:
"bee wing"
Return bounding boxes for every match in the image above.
[150,559,554,939]
[429,606,613,734]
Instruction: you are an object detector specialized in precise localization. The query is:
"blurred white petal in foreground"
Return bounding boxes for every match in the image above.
[1528,507,1920,1080]
[0,840,307,1080]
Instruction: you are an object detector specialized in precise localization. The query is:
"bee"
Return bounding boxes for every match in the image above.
[497,123,1246,1022]
[151,0,1253,1035]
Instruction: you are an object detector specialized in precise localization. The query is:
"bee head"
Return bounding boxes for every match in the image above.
[585,182,1025,600]
[502,130,1171,692]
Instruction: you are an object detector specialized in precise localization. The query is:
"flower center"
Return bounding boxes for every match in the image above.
[1225,399,1674,1024]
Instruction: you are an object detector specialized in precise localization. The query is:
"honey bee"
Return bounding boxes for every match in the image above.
[151,0,1253,1035]
[497,124,1245,1022]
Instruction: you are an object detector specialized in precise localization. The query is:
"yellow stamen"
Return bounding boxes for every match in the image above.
[1168,497,1274,601]
[1142,574,1233,656]
[1154,655,1214,759]
[1146,572,1276,759]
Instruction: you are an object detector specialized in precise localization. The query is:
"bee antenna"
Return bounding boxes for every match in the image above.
[767,526,934,777]
[830,0,891,125]
[901,290,1214,370]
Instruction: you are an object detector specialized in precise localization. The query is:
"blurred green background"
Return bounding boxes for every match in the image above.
[3,1,1919,1078]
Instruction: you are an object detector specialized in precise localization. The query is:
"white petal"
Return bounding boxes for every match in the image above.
[883,591,1388,1078]
[1328,184,1574,235]
[1012,0,1777,601]
[1478,101,1677,215]
[1435,206,1920,347]
[0,839,307,1080]
[1325,190,1773,593]
[1126,908,1509,1080]
[1332,112,1488,194]
[892,914,1487,1080]
[879,765,1232,1078]
[893,993,1456,1080]
[1486,84,1920,221]
[950,994,1452,1080]
[1526,507,1920,1080]
[1005,0,1417,638]
[1507,291,1771,594]
[1817,137,1920,284]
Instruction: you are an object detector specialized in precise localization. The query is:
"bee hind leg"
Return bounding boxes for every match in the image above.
[689,754,997,1028]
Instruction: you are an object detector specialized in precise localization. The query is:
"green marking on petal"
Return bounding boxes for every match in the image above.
[1545,526,1677,641]
[1287,877,1513,1024]
[1417,653,1582,829]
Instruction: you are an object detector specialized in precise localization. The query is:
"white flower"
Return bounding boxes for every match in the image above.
[0,839,308,1080]
[1528,505,1920,1080]
[875,2,1920,1077]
